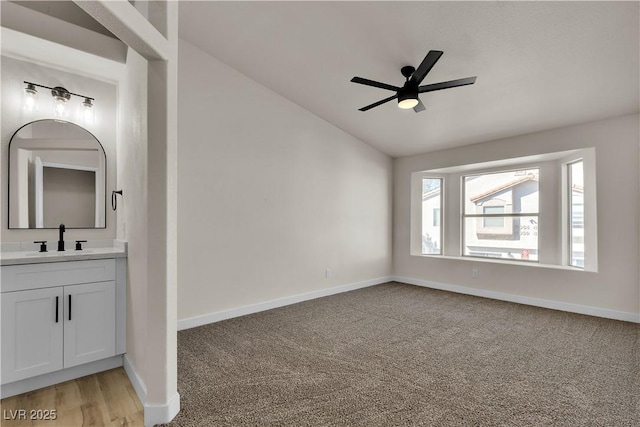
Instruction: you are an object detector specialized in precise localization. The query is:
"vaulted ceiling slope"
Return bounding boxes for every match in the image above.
[12,1,117,39]
[179,1,639,158]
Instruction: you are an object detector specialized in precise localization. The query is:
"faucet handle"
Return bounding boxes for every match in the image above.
[34,241,48,253]
[75,240,87,251]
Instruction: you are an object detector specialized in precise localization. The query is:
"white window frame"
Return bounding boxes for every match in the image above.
[421,176,444,256]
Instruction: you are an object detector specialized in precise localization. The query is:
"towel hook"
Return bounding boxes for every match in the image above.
[111,190,123,211]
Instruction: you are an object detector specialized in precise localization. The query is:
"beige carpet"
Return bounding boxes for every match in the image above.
[166,282,639,426]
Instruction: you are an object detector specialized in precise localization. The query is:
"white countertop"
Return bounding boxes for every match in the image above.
[0,240,127,266]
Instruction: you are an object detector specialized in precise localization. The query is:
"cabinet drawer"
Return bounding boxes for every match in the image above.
[1,259,115,292]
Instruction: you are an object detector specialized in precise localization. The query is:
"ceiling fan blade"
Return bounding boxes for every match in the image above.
[413,99,426,113]
[359,94,398,111]
[351,77,401,92]
[419,76,477,93]
[410,50,443,84]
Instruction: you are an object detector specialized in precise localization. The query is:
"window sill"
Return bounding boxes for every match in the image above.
[415,254,593,272]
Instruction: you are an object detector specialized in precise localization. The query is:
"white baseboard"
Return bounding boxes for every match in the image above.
[123,355,147,405]
[393,275,640,323]
[178,276,392,330]
[123,355,181,427]
[144,392,180,427]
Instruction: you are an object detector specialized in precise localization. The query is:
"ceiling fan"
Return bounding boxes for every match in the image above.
[351,50,476,113]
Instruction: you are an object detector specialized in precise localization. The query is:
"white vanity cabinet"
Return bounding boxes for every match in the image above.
[0,256,126,398]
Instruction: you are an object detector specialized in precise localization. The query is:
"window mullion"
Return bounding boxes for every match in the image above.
[463,213,539,218]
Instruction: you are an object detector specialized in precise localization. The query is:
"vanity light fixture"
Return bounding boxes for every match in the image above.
[23,81,95,122]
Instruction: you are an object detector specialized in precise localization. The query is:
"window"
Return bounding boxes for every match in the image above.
[568,160,584,268]
[422,178,442,255]
[463,169,539,261]
[410,148,596,270]
[483,206,505,227]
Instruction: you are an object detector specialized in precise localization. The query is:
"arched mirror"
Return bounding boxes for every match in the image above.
[8,119,106,229]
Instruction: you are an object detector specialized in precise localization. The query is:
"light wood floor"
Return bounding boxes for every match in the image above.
[0,368,143,426]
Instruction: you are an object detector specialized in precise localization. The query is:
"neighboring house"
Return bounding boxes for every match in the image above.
[464,171,539,260]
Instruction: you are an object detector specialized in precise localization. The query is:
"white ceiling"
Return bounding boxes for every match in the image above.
[179,1,639,158]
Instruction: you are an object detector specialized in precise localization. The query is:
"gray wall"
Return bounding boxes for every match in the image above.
[394,114,640,316]
[177,39,393,322]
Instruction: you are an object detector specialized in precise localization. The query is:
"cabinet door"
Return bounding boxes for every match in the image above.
[64,281,116,368]
[1,287,64,384]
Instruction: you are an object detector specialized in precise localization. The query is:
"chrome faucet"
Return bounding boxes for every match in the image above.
[58,223,65,251]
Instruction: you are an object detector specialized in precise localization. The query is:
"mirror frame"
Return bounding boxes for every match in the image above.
[8,119,107,229]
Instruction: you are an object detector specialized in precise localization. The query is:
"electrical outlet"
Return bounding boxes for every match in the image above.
[325,269,331,279]
[471,268,480,278]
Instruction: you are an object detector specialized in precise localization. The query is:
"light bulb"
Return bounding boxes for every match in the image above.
[51,87,70,119]
[83,98,95,124]
[53,98,67,118]
[23,83,38,112]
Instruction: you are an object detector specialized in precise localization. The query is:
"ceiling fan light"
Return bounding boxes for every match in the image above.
[398,97,419,109]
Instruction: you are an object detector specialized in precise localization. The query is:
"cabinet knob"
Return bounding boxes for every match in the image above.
[34,241,47,253]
